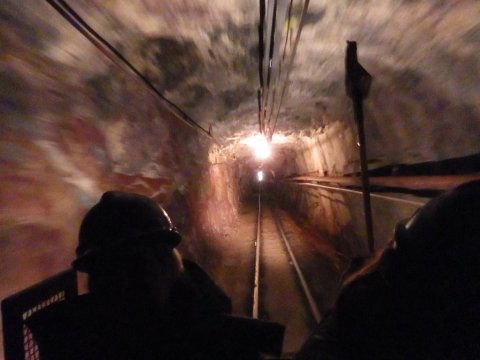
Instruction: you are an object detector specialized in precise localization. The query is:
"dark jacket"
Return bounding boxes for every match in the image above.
[27,260,284,359]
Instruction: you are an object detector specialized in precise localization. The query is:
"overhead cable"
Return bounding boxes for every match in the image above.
[258,0,266,134]
[45,0,213,139]
[260,0,278,136]
[265,0,293,131]
[270,0,310,139]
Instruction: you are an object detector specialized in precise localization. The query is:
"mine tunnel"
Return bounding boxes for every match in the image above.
[1,1,480,359]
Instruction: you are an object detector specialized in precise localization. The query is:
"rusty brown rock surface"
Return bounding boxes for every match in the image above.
[0,2,241,356]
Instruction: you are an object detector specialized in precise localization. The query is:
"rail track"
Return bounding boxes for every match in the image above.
[251,188,320,356]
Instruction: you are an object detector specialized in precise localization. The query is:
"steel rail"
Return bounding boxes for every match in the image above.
[271,206,321,323]
[286,182,427,207]
[285,174,480,191]
[252,185,262,319]
[45,0,213,139]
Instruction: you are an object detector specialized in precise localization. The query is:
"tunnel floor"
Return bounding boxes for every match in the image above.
[207,197,346,356]
[260,204,313,354]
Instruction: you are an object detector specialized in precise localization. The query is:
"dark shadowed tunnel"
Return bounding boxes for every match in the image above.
[0,0,479,358]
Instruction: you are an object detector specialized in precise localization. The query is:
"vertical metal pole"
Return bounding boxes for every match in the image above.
[353,97,375,254]
[257,89,263,134]
[345,41,375,254]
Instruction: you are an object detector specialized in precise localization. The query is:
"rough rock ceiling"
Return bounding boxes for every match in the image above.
[4,0,480,166]
[1,3,479,355]
[59,1,479,164]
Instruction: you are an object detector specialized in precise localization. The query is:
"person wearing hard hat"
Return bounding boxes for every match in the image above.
[294,180,480,360]
[28,191,284,359]
[72,191,231,318]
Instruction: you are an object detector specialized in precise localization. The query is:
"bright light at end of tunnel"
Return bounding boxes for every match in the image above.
[255,138,271,160]
[257,170,264,182]
[240,134,271,160]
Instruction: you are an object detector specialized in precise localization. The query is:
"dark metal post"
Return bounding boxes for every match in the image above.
[345,41,375,254]
[257,89,263,134]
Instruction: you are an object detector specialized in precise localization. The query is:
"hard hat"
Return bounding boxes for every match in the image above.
[72,191,181,272]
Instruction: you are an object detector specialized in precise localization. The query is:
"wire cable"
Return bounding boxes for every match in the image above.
[260,0,278,135]
[45,0,213,139]
[265,0,293,131]
[269,0,310,139]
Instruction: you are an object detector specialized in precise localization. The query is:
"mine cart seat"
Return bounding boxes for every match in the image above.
[1,269,77,360]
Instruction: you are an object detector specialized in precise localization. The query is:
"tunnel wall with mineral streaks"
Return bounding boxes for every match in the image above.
[274,0,480,254]
[0,2,240,355]
[186,163,240,268]
[275,105,479,258]
[276,181,419,258]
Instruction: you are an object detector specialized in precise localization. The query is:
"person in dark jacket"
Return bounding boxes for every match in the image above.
[28,191,284,360]
[294,180,480,360]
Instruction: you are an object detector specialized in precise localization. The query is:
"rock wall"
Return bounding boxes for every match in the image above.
[273,1,480,251]
[276,104,479,258]
[0,2,240,355]
[187,163,240,266]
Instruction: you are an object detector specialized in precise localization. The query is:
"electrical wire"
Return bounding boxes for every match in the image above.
[259,0,278,136]
[265,0,293,131]
[45,0,213,139]
[269,0,310,139]
[258,0,266,134]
